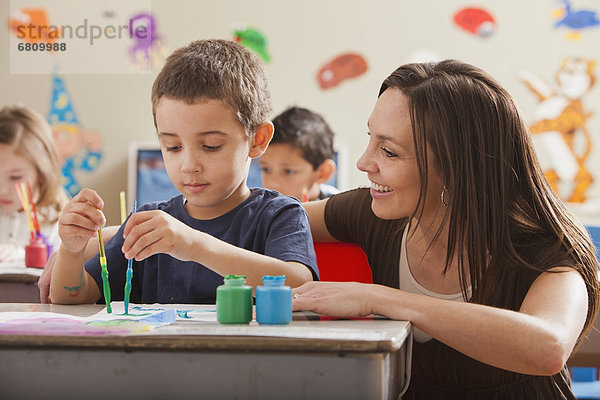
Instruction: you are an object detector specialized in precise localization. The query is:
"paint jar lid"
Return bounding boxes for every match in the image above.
[223,274,247,286]
[262,275,286,286]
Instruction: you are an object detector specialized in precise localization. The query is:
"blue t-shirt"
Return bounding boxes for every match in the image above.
[85,188,318,304]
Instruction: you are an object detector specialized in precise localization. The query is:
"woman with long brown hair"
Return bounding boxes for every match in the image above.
[294,60,600,399]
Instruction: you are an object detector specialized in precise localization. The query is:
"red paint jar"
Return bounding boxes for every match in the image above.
[25,236,48,269]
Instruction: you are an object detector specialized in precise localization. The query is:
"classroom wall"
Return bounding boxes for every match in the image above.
[2,0,599,225]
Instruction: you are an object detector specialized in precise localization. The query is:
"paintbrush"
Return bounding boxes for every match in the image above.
[123,200,137,314]
[97,227,112,313]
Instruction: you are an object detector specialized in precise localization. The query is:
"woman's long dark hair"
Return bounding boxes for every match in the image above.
[380,59,599,339]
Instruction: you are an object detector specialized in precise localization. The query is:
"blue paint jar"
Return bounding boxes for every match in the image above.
[256,275,292,325]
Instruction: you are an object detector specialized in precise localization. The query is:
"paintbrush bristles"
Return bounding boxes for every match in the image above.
[14,182,36,238]
[24,180,41,234]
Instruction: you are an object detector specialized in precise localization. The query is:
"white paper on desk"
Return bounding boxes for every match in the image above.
[0,261,42,276]
[0,311,88,323]
[151,303,217,322]
[90,302,177,324]
[0,261,26,268]
[0,310,173,336]
[0,308,176,325]
[90,302,216,322]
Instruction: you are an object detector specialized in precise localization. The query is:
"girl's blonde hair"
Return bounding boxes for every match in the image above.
[0,105,67,223]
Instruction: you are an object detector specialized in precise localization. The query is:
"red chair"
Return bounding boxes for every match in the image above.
[313,242,372,283]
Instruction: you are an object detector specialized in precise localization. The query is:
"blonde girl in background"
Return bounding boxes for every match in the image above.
[0,105,68,262]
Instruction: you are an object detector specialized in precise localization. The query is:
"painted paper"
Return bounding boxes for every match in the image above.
[87,302,217,322]
[0,307,175,336]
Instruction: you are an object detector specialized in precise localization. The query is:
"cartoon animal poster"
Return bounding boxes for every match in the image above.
[47,75,103,197]
[520,58,596,203]
[553,0,600,40]
[128,12,168,71]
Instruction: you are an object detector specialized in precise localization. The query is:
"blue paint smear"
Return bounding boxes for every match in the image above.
[132,306,166,312]
[140,309,176,324]
[119,312,151,317]
[176,310,193,319]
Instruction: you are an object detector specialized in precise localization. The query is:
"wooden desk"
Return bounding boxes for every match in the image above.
[0,263,41,303]
[0,303,412,400]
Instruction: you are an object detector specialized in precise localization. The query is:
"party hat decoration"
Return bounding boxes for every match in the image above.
[47,75,103,196]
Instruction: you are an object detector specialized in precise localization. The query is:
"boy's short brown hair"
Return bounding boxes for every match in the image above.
[151,39,271,137]
[271,106,335,170]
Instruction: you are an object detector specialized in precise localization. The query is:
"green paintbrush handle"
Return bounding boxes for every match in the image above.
[100,256,111,313]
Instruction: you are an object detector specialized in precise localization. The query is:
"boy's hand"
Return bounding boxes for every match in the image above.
[58,188,106,255]
[122,210,200,262]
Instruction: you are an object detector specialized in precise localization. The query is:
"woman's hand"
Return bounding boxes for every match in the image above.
[292,281,374,317]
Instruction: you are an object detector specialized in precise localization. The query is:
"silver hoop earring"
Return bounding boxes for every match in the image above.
[441,187,449,206]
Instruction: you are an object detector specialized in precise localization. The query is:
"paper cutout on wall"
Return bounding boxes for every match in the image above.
[553,0,599,40]
[233,24,270,63]
[9,8,60,45]
[47,76,103,197]
[453,7,496,38]
[128,12,168,71]
[520,58,596,203]
[316,53,368,90]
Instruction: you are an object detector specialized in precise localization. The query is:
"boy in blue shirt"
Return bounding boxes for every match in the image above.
[50,40,318,305]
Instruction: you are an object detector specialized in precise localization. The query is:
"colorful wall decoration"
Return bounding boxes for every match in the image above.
[316,53,368,90]
[520,58,597,203]
[453,7,496,38]
[233,24,271,63]
[128,12,168,71]
[553,0,600,40]
[9,7,59,45]
[47,76,103,197]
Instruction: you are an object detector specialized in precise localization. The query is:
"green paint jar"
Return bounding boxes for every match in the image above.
[216,275,253,324]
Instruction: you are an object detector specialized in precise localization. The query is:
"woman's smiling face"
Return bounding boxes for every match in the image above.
[357,88,444,221]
